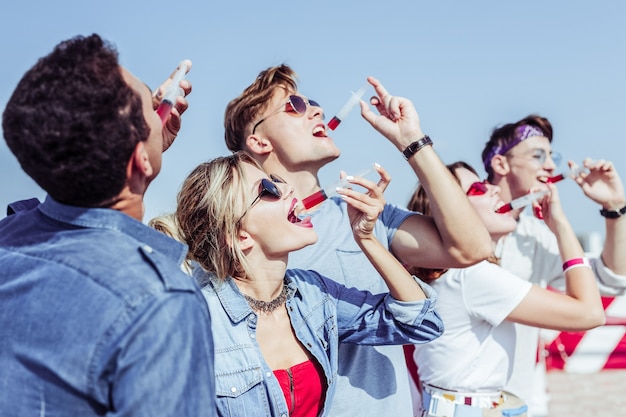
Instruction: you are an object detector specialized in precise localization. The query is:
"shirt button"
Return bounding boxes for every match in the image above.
[266,372,272,377]
[249,333,255,339]
[142,245,153,253]
[231,387,237,393]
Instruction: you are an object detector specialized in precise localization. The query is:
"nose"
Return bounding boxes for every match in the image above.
[487,182,501,195]
[544,156,557,173]
[309,103,325,121]
[279,182,294,198]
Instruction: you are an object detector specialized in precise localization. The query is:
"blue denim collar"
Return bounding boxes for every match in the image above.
[200,272,299,323]
[37,195,187,265]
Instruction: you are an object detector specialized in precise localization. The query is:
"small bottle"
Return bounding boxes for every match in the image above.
[156,60,191,125]
[546,165,588,184]
[302,167,375,210]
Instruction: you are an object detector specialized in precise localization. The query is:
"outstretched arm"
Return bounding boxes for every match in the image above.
[359,76,491,269]
[509,184,605,331]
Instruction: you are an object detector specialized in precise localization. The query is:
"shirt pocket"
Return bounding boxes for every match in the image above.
[215,364,273,416]
[216,365,264,398]
[335,249,386,293]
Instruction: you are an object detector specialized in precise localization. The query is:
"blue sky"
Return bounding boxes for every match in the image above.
[1,0,624,239]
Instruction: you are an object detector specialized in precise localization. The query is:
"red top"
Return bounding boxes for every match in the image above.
[273,359,326,417]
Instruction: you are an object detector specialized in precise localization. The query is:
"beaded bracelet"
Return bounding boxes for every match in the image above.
[562,257,591,273]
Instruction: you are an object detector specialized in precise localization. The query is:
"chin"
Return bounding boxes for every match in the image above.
[286,230,318,252]
[302,232,319,248]
[319,152,340,166]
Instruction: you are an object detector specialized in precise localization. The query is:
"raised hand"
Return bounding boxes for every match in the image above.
[359,76,424,151]
[152,60,193,152]
[573,159,625,210]
[337,163,390,239]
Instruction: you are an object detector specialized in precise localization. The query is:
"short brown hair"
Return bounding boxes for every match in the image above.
[224,64,298,152]
[481,114,553,181]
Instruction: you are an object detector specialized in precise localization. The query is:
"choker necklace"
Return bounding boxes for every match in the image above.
[243,278,289,314]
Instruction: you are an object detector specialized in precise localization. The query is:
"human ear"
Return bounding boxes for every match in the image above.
[130,141,154,177]
[237,229,255,252]
[491,154,510,176]
[245,134,273,157]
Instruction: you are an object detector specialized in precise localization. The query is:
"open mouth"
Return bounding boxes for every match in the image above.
[288,199,302,223]
[312,125,327,138]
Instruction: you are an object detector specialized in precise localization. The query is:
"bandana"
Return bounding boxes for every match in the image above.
[483,124,545,172]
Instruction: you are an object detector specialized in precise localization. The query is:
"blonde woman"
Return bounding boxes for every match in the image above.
[161,151,443,417]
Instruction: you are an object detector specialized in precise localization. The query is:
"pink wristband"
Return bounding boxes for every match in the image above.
[562,257,590,273]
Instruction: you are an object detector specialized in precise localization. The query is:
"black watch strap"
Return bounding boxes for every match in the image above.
[402,135,433,160]
[600,204,626,219]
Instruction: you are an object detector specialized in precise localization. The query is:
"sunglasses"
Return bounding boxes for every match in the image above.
[466,180,489,196]
[252,95,321,134]
[237,174,286,223]
[506,148,562,167]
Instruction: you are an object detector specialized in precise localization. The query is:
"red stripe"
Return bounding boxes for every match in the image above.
[544,296,626,370]
[403,344,420,388]
[604,332,626,368]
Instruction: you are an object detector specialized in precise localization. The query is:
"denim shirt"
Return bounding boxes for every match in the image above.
[0,197,216,417]
[288,197,419,416]
[196,266,442,417]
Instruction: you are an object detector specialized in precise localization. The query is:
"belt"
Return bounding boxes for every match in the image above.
[423,384,503,409]
[422,385,528,417]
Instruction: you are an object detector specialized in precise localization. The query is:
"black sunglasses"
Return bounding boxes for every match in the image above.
[252,95,321,134]
[237,174,286,223]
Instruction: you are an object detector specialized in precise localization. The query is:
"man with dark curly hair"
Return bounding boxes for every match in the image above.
[0,34,216,416]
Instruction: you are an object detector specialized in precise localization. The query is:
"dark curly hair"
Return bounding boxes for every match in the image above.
[2,34,149,207]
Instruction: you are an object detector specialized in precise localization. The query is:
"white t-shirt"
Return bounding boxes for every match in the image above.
[413,260,532,391]
[498,212,626,413]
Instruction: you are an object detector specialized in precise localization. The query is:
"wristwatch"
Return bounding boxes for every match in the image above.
[402,135,433,160]
[600,204,626,219]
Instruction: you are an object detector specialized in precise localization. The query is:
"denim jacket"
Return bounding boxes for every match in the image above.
[196,266,442,417]
[0,197,216,417]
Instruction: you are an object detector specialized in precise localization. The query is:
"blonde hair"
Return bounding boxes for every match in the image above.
[224,64,298,152]
[148,213,193,275]
[175,152,262,281]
